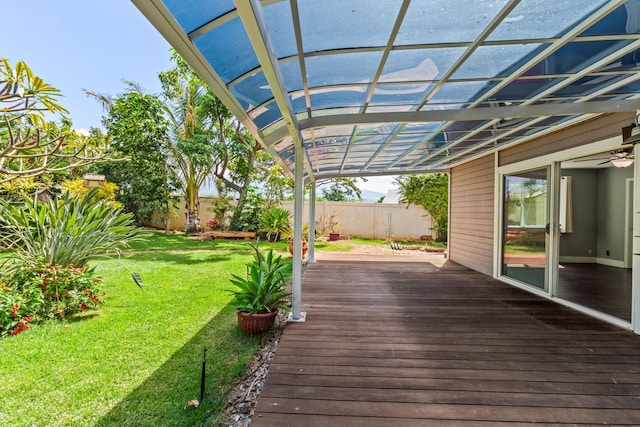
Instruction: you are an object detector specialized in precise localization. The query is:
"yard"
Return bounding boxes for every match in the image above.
[0,231,443,426]
[0,232,287,426]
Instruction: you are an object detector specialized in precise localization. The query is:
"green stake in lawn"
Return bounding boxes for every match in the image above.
[200,347,207,402]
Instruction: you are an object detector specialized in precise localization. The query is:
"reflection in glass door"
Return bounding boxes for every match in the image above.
[502,168,549,289]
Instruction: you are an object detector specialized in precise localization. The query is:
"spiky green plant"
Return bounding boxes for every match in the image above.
[228,242,291,314]
[0,188,143,268]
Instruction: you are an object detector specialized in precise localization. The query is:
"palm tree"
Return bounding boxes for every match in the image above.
[164,78,218,232]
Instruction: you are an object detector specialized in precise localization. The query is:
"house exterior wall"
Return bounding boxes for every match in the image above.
[449,154,495,275]
[499,113,634,166]
[449,113,635,278]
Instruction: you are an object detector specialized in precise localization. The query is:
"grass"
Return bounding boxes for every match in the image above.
[126,229,298,253]
[504,244,546,254]
[0,235,292,426]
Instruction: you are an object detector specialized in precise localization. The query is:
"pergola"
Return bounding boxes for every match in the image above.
[133,0,640,319]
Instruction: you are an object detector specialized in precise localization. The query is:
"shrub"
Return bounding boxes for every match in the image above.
[206,219,221,230]
[0,262,105,336]
[0,286,35,337]
[0,188,143,270]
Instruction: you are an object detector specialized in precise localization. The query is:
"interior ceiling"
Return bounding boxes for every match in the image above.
[133,0,640,182]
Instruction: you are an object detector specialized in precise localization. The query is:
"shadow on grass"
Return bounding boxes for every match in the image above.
[123,251,237,266]
[95,304,260,427]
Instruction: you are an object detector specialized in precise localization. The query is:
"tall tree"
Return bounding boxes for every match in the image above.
[396,173,448,241]
[160,58,217,232]
[100,88,174,225]
[0,58,111,186]
[159,52,263,232]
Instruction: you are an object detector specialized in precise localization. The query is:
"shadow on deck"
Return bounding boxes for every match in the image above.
[252,254,640,426]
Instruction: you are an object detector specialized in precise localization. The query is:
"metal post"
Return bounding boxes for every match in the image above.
[308,183,316,263]
[289,144,306,322]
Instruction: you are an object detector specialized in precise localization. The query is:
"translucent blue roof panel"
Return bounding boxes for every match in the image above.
[229,71,274,111]
[250,100,283,129]
[305,52,384,87]
[487,0,608,41]
[307,86,369,110]
[193,18,258,84]
[161,0,234,34]
[397,0,510,45]
[306,126,356,139]
[369,84,434,106]
[581,2,640,37]
[263,1,298,59]
[279,60,304,92]
[381,50,460,83]
[428,82,488,104]
[136,0,640,180]
[452,44,546,79]
[298,0,403,52]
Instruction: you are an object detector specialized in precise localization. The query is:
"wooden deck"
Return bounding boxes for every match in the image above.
[252,254,640,426]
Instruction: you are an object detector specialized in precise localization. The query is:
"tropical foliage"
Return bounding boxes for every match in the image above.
[0,58,112,186]
[228,243,291,314]
[230,186,264,231]
[0,188,142,269]
[396,173,449,241]
[259,206,291,240]
[99,87,175,224]
[319,178,364,201]
[60,177,121,208]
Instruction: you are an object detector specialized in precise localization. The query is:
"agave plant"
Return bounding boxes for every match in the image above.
[259,206,291,241]
[228,242,291,314]
[0,188,143,269]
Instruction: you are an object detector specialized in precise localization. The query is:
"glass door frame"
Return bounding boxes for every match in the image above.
[496,159,561,297]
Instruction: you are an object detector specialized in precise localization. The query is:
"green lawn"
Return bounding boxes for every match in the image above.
[0,233,290,426]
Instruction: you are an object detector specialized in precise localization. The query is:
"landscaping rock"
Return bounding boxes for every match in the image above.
[221,309,287,426]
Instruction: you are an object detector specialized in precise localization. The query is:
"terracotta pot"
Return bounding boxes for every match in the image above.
[237,310,278,335]
[288,239,308,258]
[329,233,340,241]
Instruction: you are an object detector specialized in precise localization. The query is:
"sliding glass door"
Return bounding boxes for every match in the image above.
[502,168,549,290]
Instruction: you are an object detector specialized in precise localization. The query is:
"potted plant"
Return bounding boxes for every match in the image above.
[228,242,291,334]
[329,222,340,241]
[259,206,291,242]
[287,233,309,259]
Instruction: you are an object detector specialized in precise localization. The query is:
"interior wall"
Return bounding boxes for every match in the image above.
[597,166,633,263]
[559,166,633,265]
[559,169,598,259]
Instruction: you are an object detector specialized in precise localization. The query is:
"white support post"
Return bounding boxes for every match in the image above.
[633,141,640,333]
[289,144,306,322]
[308,183,316,263]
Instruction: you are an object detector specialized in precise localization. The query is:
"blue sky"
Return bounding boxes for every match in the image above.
[4,1,173,132]
[3,0,396,194]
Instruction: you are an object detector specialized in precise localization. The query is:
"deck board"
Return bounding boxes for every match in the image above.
[251,255,640,426]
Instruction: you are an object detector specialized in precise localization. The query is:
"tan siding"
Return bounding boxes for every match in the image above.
[450,154,495,276]
[499,113,634,166]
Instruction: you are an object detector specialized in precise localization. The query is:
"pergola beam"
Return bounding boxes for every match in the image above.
[288,99,640,132]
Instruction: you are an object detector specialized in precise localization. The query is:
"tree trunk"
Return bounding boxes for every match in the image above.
[227,141,259,229]
[185,199,201,233]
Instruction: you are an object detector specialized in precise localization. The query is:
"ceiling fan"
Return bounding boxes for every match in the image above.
[570,148,635,168]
